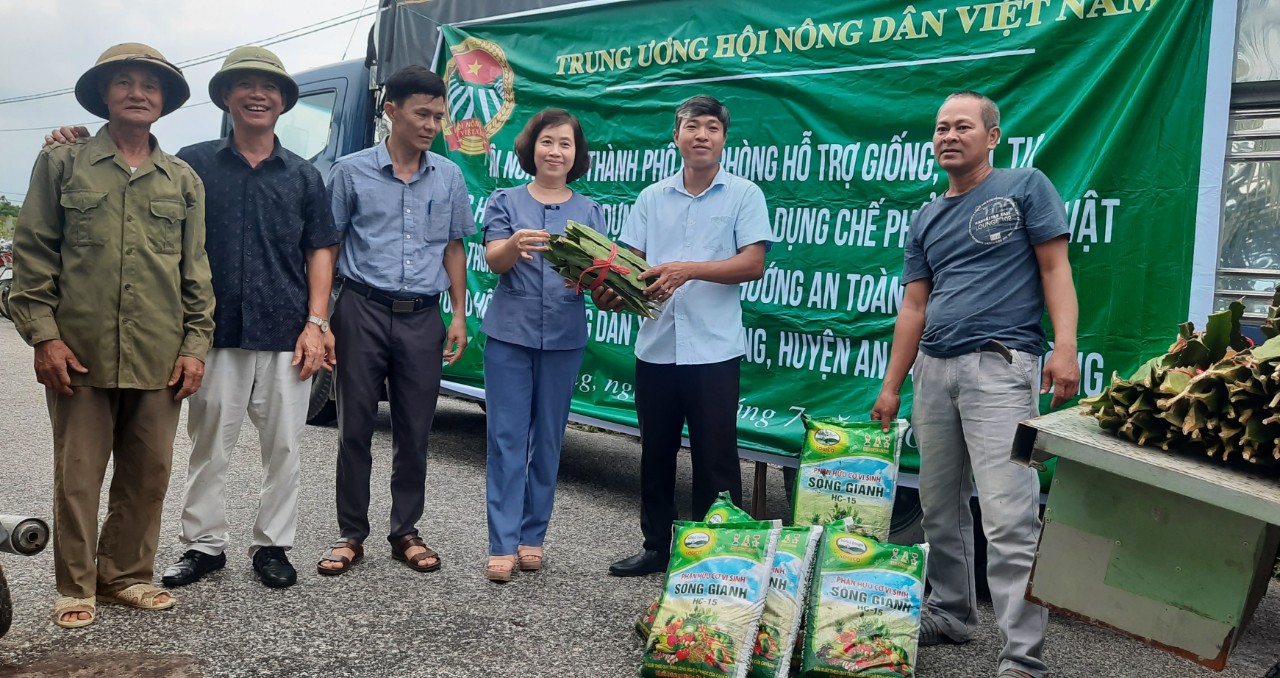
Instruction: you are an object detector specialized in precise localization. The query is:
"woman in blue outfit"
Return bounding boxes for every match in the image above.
[481,109,603,582]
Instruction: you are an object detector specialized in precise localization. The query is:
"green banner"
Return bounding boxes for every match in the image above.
[433,0,1229,469]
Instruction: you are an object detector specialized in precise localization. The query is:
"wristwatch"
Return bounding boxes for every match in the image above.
[307,315,330,333]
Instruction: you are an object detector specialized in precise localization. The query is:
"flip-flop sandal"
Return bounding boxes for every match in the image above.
[52,596,96,628]
[391,535,441,573]
[317,538,364,576]
[98,584,175,610]
[486,555,517,583]
[517,547,544,571]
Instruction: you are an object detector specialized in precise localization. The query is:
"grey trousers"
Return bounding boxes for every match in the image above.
[181,348,309,557]
[912,349,1049,678]
[332,287,445,545]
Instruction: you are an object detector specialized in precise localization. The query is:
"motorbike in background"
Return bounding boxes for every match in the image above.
[0,515,49,639]
[0,241,12,321]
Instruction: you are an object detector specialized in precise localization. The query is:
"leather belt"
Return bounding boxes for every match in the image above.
[977,339,1014,364]
[341,278,439,313]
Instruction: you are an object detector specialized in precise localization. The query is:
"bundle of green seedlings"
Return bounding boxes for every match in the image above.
[542,220,660,319]
[1083,290,1280,468]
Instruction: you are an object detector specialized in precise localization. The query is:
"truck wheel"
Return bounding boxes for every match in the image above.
[1265,660,1280,678]
[306,370,337,426]
[0,562,11,639]
[888,487,926,546]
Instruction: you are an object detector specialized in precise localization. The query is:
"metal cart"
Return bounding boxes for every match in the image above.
[1013,407,1280,671]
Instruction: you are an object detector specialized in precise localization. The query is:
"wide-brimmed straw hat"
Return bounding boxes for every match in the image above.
[74,43,190,120]
[208,46,299,113]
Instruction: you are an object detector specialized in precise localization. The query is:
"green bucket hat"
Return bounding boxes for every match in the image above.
[75,43,190,120]
[208,46,299,113]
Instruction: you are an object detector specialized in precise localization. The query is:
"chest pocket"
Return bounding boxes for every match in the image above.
[59,190,109,247]
[147,199,186,254]
[689,215,735,256]
[423,197,450,245]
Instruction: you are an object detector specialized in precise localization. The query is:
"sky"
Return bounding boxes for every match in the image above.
[0,0,378,205]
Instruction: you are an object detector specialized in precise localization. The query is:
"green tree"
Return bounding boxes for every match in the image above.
[0,196,18,239]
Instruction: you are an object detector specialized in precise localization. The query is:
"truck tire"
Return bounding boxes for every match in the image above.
[306,370,337,426]
[1265,660,1280,678]
[0,562,11,639]
[888,486,926,546]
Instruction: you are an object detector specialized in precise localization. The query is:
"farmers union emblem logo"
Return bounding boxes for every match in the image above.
[443,37,515,155]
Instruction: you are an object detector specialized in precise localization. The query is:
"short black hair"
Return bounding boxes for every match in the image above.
[514,108,592,183]
[944,90,1000,130]
[385,65,446,106]
[674,95,730,133]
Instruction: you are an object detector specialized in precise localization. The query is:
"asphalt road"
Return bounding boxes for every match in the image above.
[0,320,1276,677]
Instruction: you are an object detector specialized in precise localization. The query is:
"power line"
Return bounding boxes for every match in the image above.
[343,0,374,61]
[0,8,377,107]
[176,8,375,69]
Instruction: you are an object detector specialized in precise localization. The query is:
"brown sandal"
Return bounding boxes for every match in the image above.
[486,555,517,583]
[391,534,441,573]
[317,538,364,576]
[517,546,544,572]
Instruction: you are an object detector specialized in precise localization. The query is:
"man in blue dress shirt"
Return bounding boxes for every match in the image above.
[605,95,775,577]
[317,65,474,576]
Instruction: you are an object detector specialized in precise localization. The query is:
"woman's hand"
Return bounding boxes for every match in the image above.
[511,229,551,260]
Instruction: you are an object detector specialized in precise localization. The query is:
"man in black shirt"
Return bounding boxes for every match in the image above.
[169,47,339,588]
[165,47,338,589]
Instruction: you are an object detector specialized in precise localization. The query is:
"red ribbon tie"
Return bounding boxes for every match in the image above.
[575,243,632,293]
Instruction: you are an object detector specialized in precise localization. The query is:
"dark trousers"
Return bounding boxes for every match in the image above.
[332,287,445,544]
[634,358,742,553]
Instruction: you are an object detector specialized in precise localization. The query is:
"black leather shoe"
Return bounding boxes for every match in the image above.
[253,547,298,588]
[609,550,668,577]
[161,549,226,587]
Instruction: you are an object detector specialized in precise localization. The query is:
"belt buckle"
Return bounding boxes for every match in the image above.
[391,299,417,313]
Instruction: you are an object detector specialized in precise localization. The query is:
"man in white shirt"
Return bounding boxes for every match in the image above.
[602,95,774,577]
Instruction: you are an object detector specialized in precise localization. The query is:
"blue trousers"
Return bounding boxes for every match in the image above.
[484,337,585,556]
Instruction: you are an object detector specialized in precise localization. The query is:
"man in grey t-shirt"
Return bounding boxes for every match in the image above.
[872,91,1079,678]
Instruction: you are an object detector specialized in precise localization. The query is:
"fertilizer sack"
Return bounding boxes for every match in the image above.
[792,417,904,540]
[800,519,929,677]
[747,525,823,678]
[641,520,781,678]
[706,490,754,525]
[637,492,755,641]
